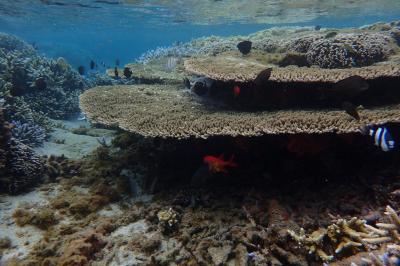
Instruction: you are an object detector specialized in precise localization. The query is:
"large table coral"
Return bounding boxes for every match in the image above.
[183,55,400,83]
[80,84,400,139]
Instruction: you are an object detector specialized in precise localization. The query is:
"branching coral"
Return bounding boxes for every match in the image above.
[0,107,45,194]
[288,217,372,262]
[0,33,88,120]
[157,208,179,234]
[362,206,400,245]
[11,120,46,147]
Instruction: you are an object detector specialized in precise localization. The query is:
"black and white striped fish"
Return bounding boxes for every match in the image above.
[361,125,396,152]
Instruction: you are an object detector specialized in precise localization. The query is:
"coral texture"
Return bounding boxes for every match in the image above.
[0,102,45,194]
[306,33,394,68]
[80,85,400,139]
[0,33,87,121]
[11,120,46,147]
[289,217,372,262]
[184,55,400,83]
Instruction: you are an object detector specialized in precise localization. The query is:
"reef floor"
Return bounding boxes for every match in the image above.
[1,149,399,265]
[34,120,116,160]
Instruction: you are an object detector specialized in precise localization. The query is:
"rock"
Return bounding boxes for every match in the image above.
[141,234,161,253]
[208,245,232,265]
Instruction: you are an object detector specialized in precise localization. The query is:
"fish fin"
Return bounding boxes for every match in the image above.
[254,68,272,87]
[183,78,191,90]
[342,101,360,121]
[359,125,370,135]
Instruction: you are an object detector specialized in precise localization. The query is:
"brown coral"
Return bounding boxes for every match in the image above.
[363,205,400,245]
[80,84,400,139]
[184,55,400,82]
[288,217,371,262]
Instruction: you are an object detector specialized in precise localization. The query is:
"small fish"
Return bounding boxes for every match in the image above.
[254,68,272,87]
[77,112,86,121]
[183,77,191,90]
[237,40,252,55]
[90,60,96,70]
[101,61,106,68]
[361,125,396,152]
[191,77,214,96]
[123,67,132,78]
[115,58,120,66]
[342,101,360,120]
[114,67,119,78]
[203,154,238,174]
[78,65,85,75]
[332,75,369,100]
[314,25,321,31]
[34,77,47,90]
[233,84,241,97]
[165,57,179,72]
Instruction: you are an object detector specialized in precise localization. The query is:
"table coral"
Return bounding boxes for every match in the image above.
[80,84,400,139]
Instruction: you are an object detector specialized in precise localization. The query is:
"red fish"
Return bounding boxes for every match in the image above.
[233,85,241,97]
[203,155,238,173]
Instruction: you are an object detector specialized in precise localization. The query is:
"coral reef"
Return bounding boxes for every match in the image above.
[305,33,395,68]
[109,58,185,85]
[184,55,400,83]
[80,84,400,138]
[0,33,88,124]
[362,206,400,245]
[10,120,46,147]
[1,139,45,194]
[288,217,371,262]
[136,20,400,71]
[0,108,45,194]
[157,208,179,234]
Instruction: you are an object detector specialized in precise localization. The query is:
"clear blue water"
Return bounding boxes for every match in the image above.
[1,0,400,67]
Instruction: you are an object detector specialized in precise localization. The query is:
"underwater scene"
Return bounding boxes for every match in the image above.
[2,1,400,265]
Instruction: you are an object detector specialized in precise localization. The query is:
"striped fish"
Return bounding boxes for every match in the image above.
[362,125,396,152]
[164,57,179,72]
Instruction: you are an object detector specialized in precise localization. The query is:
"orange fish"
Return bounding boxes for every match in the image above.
[203,155,238,173]
[233,85,241,97]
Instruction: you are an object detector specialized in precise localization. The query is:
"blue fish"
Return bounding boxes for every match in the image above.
[362,125,396,152]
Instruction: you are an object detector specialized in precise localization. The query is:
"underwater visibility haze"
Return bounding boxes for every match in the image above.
[1,0,400,265]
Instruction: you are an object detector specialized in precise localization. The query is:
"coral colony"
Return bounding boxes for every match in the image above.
[2,19,400,266]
